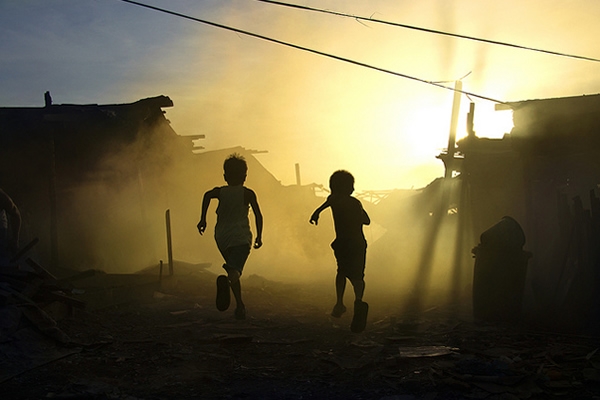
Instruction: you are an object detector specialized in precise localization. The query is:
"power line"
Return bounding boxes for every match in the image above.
[255,0,600,63]
[117,0,505,104]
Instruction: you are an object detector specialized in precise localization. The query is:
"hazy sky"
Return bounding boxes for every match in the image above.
[2,0,599,191]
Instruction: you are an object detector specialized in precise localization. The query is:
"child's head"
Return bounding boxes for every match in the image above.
[329,170,354,196]
[223,153,247,185]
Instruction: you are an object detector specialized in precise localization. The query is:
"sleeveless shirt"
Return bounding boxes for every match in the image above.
[214,185,252,251]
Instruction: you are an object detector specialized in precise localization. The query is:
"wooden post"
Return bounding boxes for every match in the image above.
[445,80,463,179]
[467,102,476,138]
[159,259,163,287]
[295,163,301,186]
[165,209,174,275]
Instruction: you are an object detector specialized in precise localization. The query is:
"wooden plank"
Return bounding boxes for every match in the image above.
[25,258,58,282]
[10,237,39,263]
[44,291,86,309]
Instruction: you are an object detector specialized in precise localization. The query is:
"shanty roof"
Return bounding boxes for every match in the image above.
[495,93,600,111]
[492,93,600,148]
[0,94,191,195]
[0,94,177,143]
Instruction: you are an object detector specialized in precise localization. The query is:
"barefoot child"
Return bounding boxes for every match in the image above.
[310,170,371,332]
[198,154,263,320]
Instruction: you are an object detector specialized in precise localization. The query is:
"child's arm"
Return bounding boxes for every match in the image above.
[246,188,263,249]
[197,188,220,235]
[310,197,331,225]
[362,208,371,226]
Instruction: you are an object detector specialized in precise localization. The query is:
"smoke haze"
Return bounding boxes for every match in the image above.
[2,0,600,312]
[2,0,599,191]
[50,123,474,314]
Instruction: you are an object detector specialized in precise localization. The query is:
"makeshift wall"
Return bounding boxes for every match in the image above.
[459,94,600,333]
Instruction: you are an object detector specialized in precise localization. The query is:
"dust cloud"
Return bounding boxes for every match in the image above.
[54,123,477,314]
[163,0,523,192]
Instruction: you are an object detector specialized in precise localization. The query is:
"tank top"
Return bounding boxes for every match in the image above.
[215,185,252,251]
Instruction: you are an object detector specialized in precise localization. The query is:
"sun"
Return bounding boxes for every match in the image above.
[469,104,514,139]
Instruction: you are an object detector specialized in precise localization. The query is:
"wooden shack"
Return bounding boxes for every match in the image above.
[0,94,196,271]
[456,93,600,332]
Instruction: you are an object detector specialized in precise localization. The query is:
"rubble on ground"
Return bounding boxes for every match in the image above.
[2,260,600,399]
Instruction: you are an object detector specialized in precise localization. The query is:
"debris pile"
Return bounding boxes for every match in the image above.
[2,266,600,399]
[0,244,171,384]
[0,250,82,383]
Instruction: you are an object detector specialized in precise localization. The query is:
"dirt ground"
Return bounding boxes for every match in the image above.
[3,269,600,400]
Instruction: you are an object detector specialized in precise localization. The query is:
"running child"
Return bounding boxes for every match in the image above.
[198,154,263,320]
[310,170,370,332]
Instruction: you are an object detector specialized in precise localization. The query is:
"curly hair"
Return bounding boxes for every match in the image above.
[223,153,248,185]
[329,170,354,196]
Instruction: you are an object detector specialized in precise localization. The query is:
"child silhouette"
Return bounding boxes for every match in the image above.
[310,170,370,332]
[198,154,263,320]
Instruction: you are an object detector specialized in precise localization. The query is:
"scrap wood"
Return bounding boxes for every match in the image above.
[159,320,206,328]
[544,380,576,389]
[448,370,526,386]
[2,279,44,303]
[44,290,86,309]
[586,348,599,360]
[350,338,384,348]
[19,303,70,344]
[169,309,192,315]
[0,332,80,384]
[215,322,259,330]
[25,257,57,282]
[385,335,418,342]
[442,376,472,390]
[58,269,98,283]
[254,338,312,345]
[153,291,178,299]
[1,260,82,308]
[215,334,253,345]
[398,345,459,358]
[10,237,39,263]
[2,284,37,305]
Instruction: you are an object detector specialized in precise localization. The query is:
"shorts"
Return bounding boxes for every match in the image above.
[219,244,251,275]
[332,240,366,281]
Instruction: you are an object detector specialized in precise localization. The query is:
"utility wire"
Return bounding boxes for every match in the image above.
[117,0,505,103]
[255,0,600,63]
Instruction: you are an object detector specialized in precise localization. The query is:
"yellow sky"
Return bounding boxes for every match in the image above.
[152,0,599,191]
[2,0,599,191]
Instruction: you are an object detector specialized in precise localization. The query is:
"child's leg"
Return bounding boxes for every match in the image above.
[223,245,250,319]
[331,272,348,317]
[350,278,365,302]
[335,272,346,306]
[350,284,368,333]
[350,247,366,303]
[228,269,244,308]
